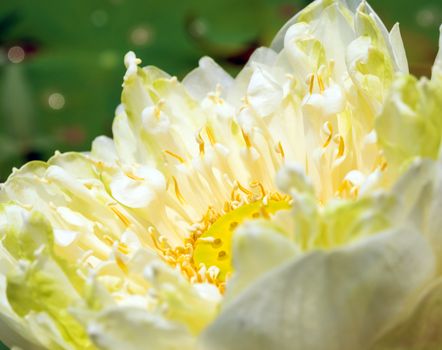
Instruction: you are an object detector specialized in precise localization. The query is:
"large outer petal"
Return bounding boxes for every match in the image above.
[201,228,435,350]
[363,158,442,349]
[370,279,442,350]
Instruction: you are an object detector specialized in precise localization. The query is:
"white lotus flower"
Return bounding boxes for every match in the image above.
[1,0,442,349]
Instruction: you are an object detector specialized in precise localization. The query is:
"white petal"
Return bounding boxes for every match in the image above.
[183,57,233,100]
[432,25,442,79]
[89,307,195,350]
[142,106,171,134]
[389,23,409,74]
[247,67,283,117]
[53,229,78,247]
[110,167,166,208]
[91,136,118,164]
[201,228,435,350]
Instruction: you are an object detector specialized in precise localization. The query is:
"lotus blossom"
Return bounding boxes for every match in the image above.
[1,0,442,349]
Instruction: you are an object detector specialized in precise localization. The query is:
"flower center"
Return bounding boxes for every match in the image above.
[194,194,291,281]
[151,184,291,292]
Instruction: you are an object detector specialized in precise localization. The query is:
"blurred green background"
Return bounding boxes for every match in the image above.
[1,0,441,184]
[0,0,441,349]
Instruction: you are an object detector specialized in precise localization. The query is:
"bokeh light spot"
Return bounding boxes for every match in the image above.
[7,46,25,64]
[48,93,66,110]
[130,25,154,46]
[416,7,441,28]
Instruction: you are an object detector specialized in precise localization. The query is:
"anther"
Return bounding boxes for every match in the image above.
[237,181,252,195]
[322,122,333,148]
[125,171,144,181]
[317,75,325,93]
[196,130,205,156]
[115,255,128,274]
[108,204,131,227]
[172,176,185,203]
[250,181,266,198]
[334,135,345,158]
[103,235,114,246]
[206,125,216,145]
[241,128,252,148]
[164,150,185,163]
[118,242,129,255]
[276,141,285,159]
[309,74,315,95]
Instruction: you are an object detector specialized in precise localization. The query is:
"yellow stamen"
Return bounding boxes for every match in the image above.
[125,171,144,181]
[336,179,359,199]
[206,125,216,145]
[103,235,114,246]
[196,130,205,156]
[322,122,333,148]
[164,150,185,163]
[153,101,164,120]
[335,135,345,158]
[151,181,290,293]
[250,181,266,198]
[318,75,325,93]
[109,204,131,227]
[237,181,253,196]
[309,74,315,95]
[241,128,252,148]
[150,231,163,251]
[198,237,217,244]
[118,242,129,255]
[276,141,285,159]
[172,176,185,203]
[116,255,128,274]
[376,152,388,171]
